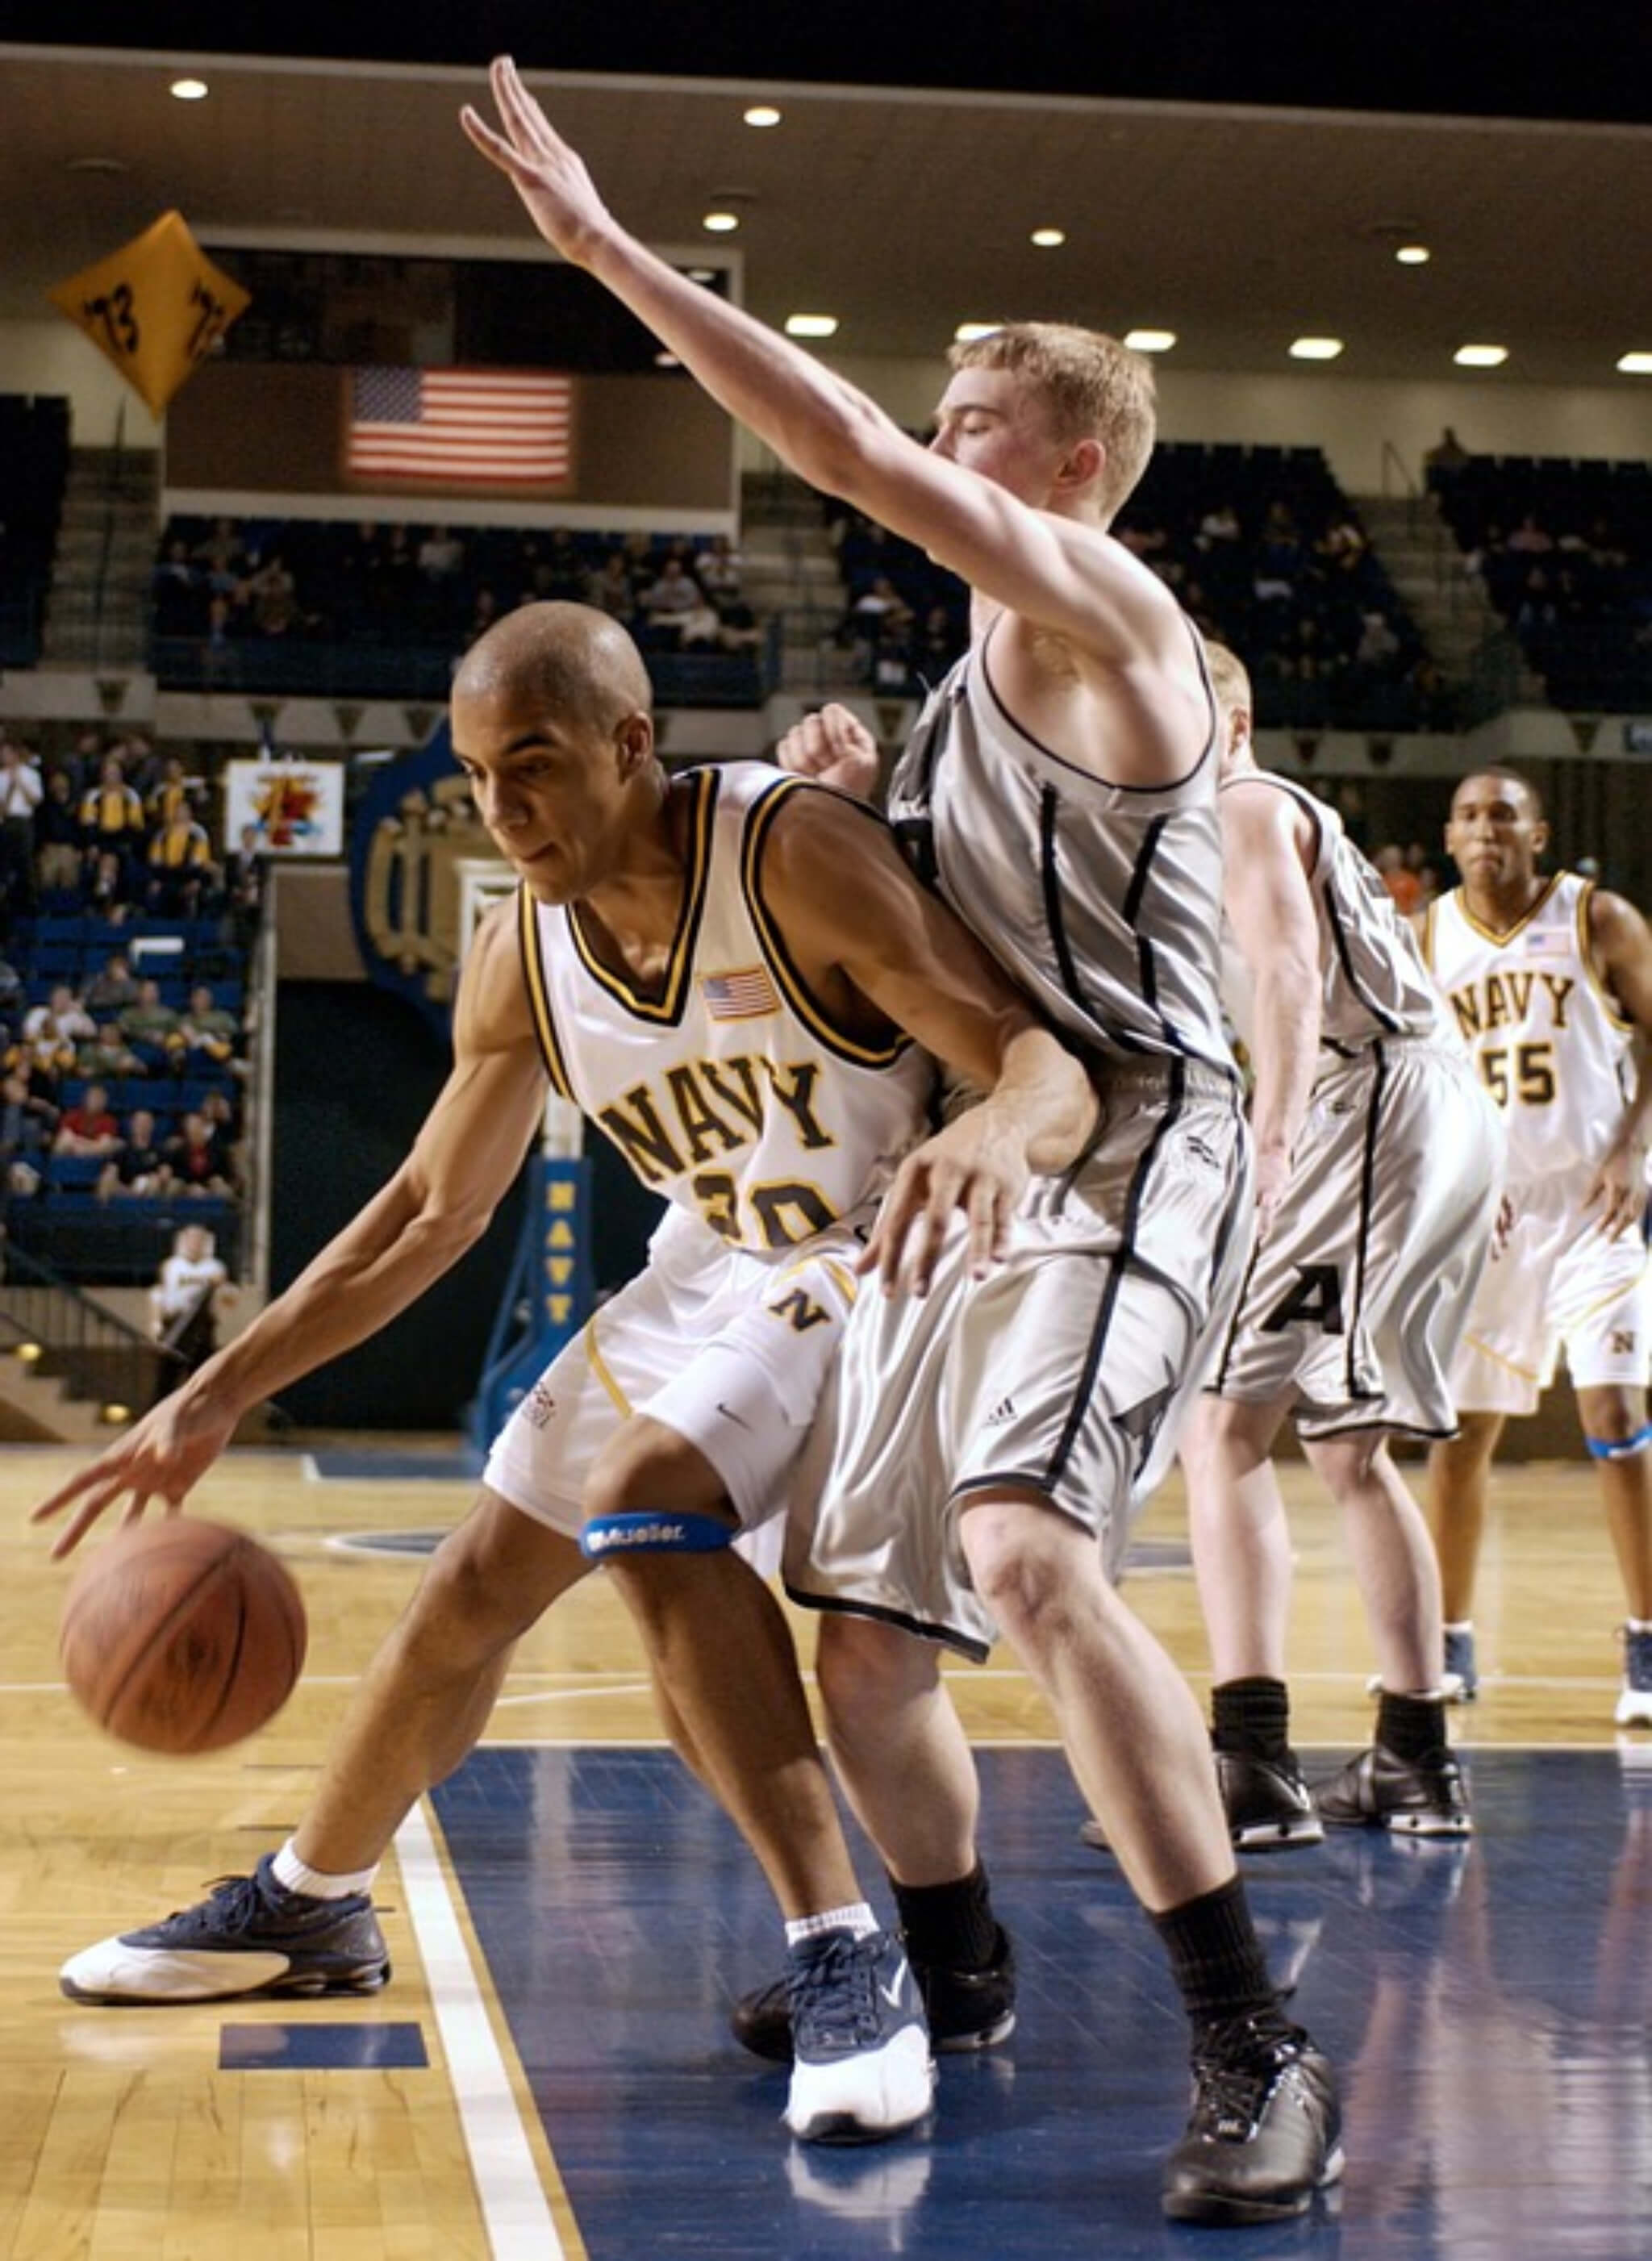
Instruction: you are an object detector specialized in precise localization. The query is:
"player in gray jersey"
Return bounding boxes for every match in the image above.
[461,57,1341,2223]
[1175,645,1501,1846]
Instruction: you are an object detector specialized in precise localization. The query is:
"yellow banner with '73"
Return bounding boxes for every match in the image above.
[48,211,250,417]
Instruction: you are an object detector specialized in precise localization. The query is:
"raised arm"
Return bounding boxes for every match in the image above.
[1219,781,1323,1237]
[762,789,1097,1287]
[33,903,549,1553]
[460,60,1189,686]
[1586,887,1652,1235]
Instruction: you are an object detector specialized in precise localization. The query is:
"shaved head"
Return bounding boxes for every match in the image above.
[453,601,653,737]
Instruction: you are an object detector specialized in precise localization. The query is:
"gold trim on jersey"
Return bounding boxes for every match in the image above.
[1575,878,1635,1033]
[1419,897,1437,971]
[517,881,574,1103]
[742,774,912,1069]
[567,767,719,1024]
[1454,870,1565,948]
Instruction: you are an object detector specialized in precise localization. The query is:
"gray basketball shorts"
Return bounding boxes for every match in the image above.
[1210,1037,1503,1438]
[784,1064,1251,1659]
[482,1219,863,1575]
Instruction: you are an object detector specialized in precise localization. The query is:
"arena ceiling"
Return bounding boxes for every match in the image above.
[3,15,1650,393]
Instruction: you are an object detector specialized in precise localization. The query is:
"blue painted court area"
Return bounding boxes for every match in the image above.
[432,1745,1652,2261]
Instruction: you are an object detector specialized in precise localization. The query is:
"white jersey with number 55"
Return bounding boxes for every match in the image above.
[1422,870,1634,1186]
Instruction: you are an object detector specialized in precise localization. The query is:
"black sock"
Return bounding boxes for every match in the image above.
[890,1860,999,1970]
[1377,1689,1449,1762]
[1153,1877,1281,2031]
[1211,1675,1291,1760]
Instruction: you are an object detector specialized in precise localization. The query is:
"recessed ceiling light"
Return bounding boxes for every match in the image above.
[1030,227,1066,248]
[784,315,839,339]
[64,155,130,176]
[953,322,1001,343]
[701,211,740,234]
[1395,244,1431,265]
[169,77,209,102]
[1454,343,1508,367]
[743,105,782,128]
[1616,352,1652,374]
[1289,337,1345,361]
[654,351,682,368]
[1124,329,1178,353]
[686,267,719,284]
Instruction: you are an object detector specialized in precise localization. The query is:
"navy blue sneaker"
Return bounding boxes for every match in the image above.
[60,1854,390,2004]
[783,1928,934,2144]
[733,1922,1015,2063]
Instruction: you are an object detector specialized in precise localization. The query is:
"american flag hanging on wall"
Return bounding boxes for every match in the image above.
[344,367,574,487]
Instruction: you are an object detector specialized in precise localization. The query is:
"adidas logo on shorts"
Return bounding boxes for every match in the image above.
[985,1395,1017,1425]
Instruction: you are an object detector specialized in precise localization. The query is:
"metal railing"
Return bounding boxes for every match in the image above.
[0,1239,186,1415]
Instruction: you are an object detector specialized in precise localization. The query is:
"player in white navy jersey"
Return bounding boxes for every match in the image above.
[1422,768,1652,1721]
[40,601,1095,2149]
[1174,644,1500,1846]
[455,56,1341,2223]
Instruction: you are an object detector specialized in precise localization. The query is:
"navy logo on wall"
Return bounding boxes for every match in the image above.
[348,720,511,1038]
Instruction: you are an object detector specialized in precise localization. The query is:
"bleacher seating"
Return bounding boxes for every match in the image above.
[2,911,248,1290]
[0,395,70,667]
[148,515,774,707]
[828,440,1441,731]
[1429,455,1652,712]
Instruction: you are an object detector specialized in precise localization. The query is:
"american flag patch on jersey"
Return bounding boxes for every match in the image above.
[701,966,780,1020]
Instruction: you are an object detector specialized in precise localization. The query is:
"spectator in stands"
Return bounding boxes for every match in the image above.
[0,1070,56,1200]
[147,807,215,919]
[148,1224,236,1393]
[143,755,195,835]
[197,1085,245,1188]
[693,534,744,599]
[417,525,465,582]
[84,952,141,1017]
[637,553,701,632]
[0,736,43,929]
[1424,427,1470,479]
[177,985,240,1071]
[165,1109,236,1199]
[1506,513,1554,557]
[153,540,205,638]
[586,549,636,622]
[118,980,182,1070]
[78,756,146,894]
[221,824,267,953]
[0,949,20,1021]
[82,850,133,926]
[76,1021,145,1084]
[841,574,915,676]
[1373,844,1423,915]
[1197,499,1242,549]
[97,1108,173,1202]
[53,1082,121,1159]
[247,553,299,637]
[23,986,94,1076]
[34,770,83,899]
[465,586,502,649]
[540,529,590,604]
[1354,609,1403,673]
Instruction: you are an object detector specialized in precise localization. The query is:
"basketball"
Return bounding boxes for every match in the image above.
[60,1517,308,1755]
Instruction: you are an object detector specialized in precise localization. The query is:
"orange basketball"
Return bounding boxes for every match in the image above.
[60,1516,307,1754]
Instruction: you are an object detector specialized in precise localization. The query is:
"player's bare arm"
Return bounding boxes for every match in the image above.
[1584,887,1652,1234]
[760,788,1096,1289]
[32,904,549,1553]
[460,59,1206,784]
[1219,781,1323,1234]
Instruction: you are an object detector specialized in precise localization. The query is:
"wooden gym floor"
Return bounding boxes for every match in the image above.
[1,1440,1648,2260]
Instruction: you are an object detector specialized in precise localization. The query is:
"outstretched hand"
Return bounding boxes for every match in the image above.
[461,56,617,268]
[30,1390,240,1560]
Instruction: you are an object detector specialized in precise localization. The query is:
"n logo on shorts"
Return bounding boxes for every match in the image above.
[768,1286,832,1333]
[1261,1264,1345,1336]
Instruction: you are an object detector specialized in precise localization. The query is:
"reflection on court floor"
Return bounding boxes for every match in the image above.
[433,1743,1652,2261]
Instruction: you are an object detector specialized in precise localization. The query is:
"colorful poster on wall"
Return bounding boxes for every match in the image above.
[224,758,345,855]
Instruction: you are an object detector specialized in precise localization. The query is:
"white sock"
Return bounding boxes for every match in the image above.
[1628,1618,1652,1635]
[786,1901,878,1950]
[1444,1620,1475,1635]
[272,1838,379,1901]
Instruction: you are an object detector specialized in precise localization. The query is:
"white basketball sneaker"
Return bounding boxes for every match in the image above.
[783,1927,934,2144]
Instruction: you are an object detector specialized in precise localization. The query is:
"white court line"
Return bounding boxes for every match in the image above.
[394,1800,571,2261]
